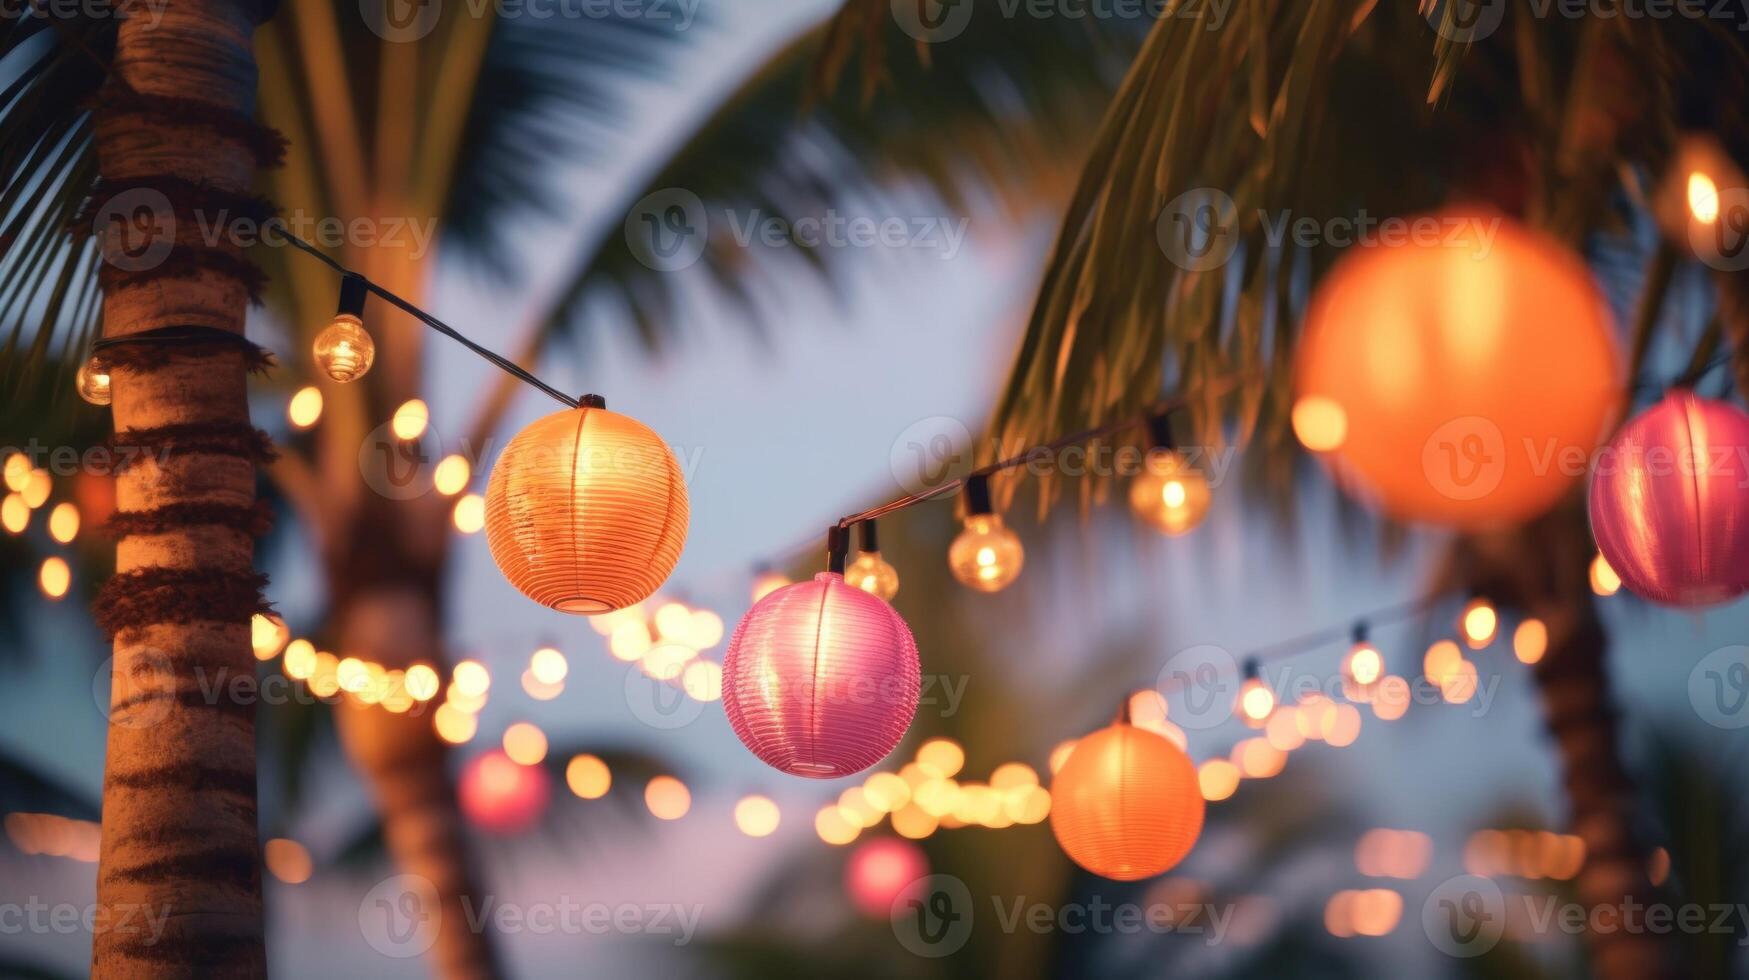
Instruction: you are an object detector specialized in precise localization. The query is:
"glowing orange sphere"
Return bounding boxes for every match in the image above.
[485,400,687,613]
[1294,211,1620,529]
[458,749,551,835]
[845,837,929,917]
[1050,721,1204,880]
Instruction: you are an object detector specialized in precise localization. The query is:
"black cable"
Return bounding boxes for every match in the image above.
[280,232,580,409]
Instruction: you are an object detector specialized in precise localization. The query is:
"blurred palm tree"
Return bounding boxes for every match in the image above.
[2,0,1151,975]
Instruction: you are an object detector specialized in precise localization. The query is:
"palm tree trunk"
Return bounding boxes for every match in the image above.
[1452,504,1673,980]
[89,0,273,976]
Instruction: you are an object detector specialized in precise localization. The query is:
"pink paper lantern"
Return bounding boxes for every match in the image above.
[724,572,920,778]
[845,837,929,917]
[1590,391,1749,607]
[459,749,552,835]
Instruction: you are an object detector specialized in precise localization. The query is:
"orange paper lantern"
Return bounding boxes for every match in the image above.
[1050,719,1204,881]
[485,397,687,613]
[1294,210,1620,529]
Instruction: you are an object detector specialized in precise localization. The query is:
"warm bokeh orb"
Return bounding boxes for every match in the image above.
[845,837,929,917]
[724,573,920,778]
[485,403,688,614]
[459,750,551,835]
[948,514,1024,592]
[1589,392,1749,606]
[1129,450,1212,536]
[1050,721,1204,880]
[1294,211,1619,528]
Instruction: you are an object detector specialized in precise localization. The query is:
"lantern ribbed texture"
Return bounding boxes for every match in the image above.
[485,405,687,614]
[1295,210,1620,529]
[724,572,921,778]
[1589,391,1749,607]
[1050,722,1204,881]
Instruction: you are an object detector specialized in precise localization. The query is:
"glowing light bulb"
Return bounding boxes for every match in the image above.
[1129,450,1212,536]
[287,386,323,429]
[1238,677,1275,724]
[76,357,112,406]
[1343,643,1384,687]
[949,513,1023,592]
[1292,396,1347,452]
[1513,618,1547,665]
[391,399,429,441]
[529,647,568,685]
[313,314,375,383]
[1589,553,1620,596]
[250,613,290,661]
[1689,171,1721,225]
[2,494,29,534]
[405,663,441,701]
[1460,598,1498,649]
[433,454,470,496]
[452,494,485,534]
[751,569,790,603]
[846,551,900,600]
[39,557,69,598]
[734,795,780,837]
[566,754,611,799]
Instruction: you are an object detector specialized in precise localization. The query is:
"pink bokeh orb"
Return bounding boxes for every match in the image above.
[724,572,920,778]
[1590,391,1749,607]
[846,837,929,918]
[459,749,552,835]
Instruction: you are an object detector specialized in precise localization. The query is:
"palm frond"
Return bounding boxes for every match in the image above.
[0,15,112,394]
[526,0,1148,354]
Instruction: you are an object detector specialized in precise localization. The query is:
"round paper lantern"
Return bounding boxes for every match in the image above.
[485,396,687,614]
[1050,720,1203,881]
[1589,391,1749,606]
[845,837,929,917]
[724,572,920,778]
[459,749,552,835]
[1294,210,1620,529]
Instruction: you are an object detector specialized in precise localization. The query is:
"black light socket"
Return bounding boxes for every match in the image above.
[337,273,368,318]
[964,474,994,517]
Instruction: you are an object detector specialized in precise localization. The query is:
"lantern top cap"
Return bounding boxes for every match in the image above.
[579,393,607,410]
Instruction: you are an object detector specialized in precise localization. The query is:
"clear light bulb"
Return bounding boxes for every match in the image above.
[1343,642,1384,687]
[948,513,1023,592]
[1238,677,1274,726]
[76,356,112,406]
[1129,449,1212,536]
[846,551,900,601]
[1460,598,1498,650]
[313,314,375,383]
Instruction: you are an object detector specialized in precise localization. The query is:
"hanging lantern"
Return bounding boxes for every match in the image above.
[313,274,376,383]
[458,749,551,834]
[844,519,900,601]
[484,395,688,614]
[1293,210,1620,528]
[1589,391,1749,606]
[1050,710,1204,881]
[724,533,920,778]
[76,354,112,406]
[1129,411,1211,536]
[948,475,1023,592]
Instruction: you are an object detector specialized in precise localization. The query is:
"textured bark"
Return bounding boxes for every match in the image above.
[1451,504,1675,980]
[90,1,271,977]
